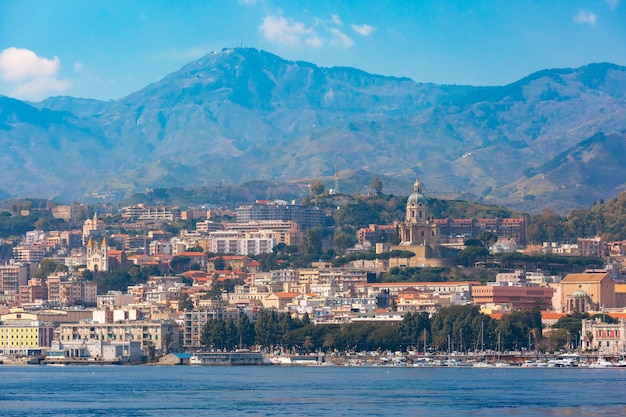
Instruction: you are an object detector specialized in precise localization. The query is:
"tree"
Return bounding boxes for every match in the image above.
[527,209,566,243]
[431,305,493,352]
[145,341,156,362]
[179,293,195,311]
[370,177,383,194]
[213,256,226,271]
[254,310,281,349]
[332,231,357,254]
[170,256,191,273]
[552,312,589,343]
[299,227,324,256]
[478,231,498,246]
[398,312,431,348]
[457,246,489,267]
[303,336,313,353]
[163,332,172,354]
[34,259,58,279]
[311,181,324,197]
[496,309,542,351]
[237,313,256,348]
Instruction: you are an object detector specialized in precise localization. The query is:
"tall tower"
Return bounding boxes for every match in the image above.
[399,177,438,245]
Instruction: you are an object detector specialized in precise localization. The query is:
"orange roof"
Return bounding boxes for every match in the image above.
[181,270,207,277]
[615,284,626,294]
[214,270,247,275]
[177,252,207,257]
[562,273,609,283]
[361,281,481,287]
[272,292,300,298]
[541,312,566,320]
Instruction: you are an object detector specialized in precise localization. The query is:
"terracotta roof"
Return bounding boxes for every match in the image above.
[361,281,481,287]
[561,273,609,283]
[541,312,566,320]
[209,255,251,261]
[615,284,626,293]
[272,292,300,298]
[177,252,207,257]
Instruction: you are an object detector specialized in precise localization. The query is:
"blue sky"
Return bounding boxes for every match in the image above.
[0,0,624,101]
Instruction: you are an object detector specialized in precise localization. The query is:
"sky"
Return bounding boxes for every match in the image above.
[0,0,624,101]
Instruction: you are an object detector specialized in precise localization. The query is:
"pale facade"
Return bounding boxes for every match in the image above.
[559,272,615,313]
[581,319,626,355]
[58,320,179,353]
[398,178,439,245]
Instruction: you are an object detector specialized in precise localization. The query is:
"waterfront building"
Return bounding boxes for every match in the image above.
[0,317,55,356]
[183,308,254,349]
[581,318,626,355]
[58,320,180,353]
[46,339,143,363]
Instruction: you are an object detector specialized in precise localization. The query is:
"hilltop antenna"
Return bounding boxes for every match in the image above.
[334,165,339,194]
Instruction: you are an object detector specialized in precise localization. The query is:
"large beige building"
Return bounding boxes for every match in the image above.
[388,177,458,267]
[559,272,615,313]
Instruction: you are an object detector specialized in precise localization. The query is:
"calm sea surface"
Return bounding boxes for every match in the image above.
[1,365,626,416]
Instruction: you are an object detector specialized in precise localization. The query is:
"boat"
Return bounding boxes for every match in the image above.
[588,357,615,368]
[554,353,580,367]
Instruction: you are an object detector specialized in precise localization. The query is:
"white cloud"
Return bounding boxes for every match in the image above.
[0,47,69,100]
[259,13,361,49]
[329,28,354,48]
[259,14,321,47]
[606,0,620,10]
[574,9,597,26]
[351,23,374,36]
[305,36,323,48]
[10,77,70,100]
[73,61,84,73]
[0,47,60,82]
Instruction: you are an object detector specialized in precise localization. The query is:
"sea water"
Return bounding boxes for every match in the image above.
[1,366,626,416]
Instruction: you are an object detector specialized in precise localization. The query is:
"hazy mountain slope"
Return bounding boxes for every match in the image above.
[0,96,113,199]
[0,48,624,211]
[502,132,626,212]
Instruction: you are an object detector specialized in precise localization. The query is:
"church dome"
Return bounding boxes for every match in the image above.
[407,178,428,206]
[572,290,587,298]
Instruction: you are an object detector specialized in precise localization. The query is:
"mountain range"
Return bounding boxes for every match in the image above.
[1,47,625,212]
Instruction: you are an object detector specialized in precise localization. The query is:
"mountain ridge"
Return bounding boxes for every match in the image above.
[1,47,625,212]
